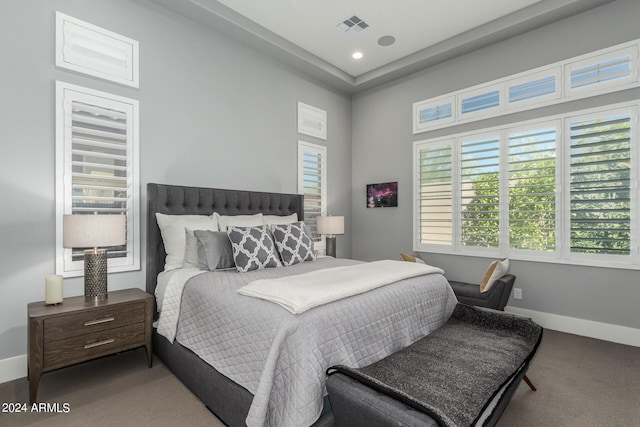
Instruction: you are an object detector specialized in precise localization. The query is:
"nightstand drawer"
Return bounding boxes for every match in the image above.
[43,322,145,370]
[44,302,145,343]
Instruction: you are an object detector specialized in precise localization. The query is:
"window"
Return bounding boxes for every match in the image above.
[415,143,453,246]
[297,102,327,140]
[459,86,501,117]
[420,103,453,124]
[508,70,560,106]
[56,82,140,277]
[413,96,455,132]
[414,103,639,268]
[56,12,139,88]
[567,112,632,258]
[412,40,639,134]
[508,126,557,253]
[566,48,635,93]
[298,141,327,248]
[460,135,501,249]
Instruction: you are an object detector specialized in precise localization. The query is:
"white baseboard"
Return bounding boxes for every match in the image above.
[505,306,640,347]
[0,354,27,385]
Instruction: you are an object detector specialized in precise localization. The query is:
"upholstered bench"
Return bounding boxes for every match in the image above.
[327,304,542,427]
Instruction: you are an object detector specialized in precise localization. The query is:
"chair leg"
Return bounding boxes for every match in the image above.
[523,374,536,391]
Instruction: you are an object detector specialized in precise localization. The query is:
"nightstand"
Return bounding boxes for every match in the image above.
[27,288,153,404]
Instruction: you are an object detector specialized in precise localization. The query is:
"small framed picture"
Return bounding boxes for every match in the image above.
[367,182,398,208]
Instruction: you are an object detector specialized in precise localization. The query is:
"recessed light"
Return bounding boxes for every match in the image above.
[378,35,396,47]
[352,51,364,60]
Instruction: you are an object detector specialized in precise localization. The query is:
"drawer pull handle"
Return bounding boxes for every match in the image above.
[84,317,115,327]
[84,338,115,349]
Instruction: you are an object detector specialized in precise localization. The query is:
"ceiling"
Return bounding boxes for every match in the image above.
[214,0,542,77]
[147,0,615,93]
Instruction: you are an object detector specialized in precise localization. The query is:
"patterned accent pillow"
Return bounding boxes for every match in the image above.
[227,225,282,272]
[270,221,316,266]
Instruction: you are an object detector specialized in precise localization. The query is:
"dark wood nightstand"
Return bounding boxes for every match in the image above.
[27,288,153,404]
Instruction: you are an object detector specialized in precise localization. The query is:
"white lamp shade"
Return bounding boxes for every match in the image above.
[63,214,126,248]
[317,216,344,236]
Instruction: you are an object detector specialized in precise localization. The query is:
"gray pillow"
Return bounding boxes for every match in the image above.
[227,225,282,272]
[270,221,316,266]
[193,230,235,270]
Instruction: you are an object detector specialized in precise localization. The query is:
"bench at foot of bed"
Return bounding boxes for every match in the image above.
[327,304,543,427]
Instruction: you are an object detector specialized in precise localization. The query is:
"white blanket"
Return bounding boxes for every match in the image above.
[156,267,205,342]
[237,260,445,314]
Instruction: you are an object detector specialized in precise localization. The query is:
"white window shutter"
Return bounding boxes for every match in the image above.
[298,141,327,245]
[568,113,632,257]
[459,136,501,249]
[508,125,558,252]
[416,143,454,247]
[56,82,140,277]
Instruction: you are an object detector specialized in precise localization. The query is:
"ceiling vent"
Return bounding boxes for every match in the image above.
[337,16,369,34]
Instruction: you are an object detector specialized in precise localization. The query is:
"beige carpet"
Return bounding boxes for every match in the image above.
[497,329,640,427]
[1,330,638,426]
[0,348,221,427]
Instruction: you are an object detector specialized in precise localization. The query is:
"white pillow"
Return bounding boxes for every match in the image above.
[480,258,510,293]
[215,212,264,232]
[263,213,298,226]
[155,213,219,271]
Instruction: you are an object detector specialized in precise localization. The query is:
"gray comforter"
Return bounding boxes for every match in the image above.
[175,258,457,427]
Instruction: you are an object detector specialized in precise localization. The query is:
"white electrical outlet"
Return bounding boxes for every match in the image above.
[513,288,522,300]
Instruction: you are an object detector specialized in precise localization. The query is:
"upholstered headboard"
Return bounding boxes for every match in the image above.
[146,183,304,307]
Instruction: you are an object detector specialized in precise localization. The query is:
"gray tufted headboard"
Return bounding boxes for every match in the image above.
[146,183,304,313]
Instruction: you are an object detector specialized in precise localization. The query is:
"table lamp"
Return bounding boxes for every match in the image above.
[63,214,126,302]
[317,215,344,258]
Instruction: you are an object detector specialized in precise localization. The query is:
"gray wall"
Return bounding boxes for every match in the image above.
[0,0,351,360]
[351,0,640,329]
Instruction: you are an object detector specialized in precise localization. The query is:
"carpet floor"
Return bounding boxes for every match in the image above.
[1,329,638,427]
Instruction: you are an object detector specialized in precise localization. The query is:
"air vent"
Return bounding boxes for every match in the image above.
[337,15,369,34]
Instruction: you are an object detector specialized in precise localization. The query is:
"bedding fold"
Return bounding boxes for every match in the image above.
[238,260,444,313]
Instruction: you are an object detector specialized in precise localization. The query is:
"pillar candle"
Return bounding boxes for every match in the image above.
[45,275,63,305]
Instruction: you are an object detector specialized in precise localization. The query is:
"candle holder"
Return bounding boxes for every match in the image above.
[45,275,63,305]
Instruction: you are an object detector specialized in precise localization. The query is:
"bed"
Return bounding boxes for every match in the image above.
[146,183,457,427]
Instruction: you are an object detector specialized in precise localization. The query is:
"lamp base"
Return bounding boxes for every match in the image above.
[84,249,108,302]
[325,236,337,258]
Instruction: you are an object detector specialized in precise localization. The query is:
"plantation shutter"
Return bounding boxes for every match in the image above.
[508,126,557,251]
[460,136,500,248]
[298,142,327,243]
[69,100,129,262]
[569,114,632,256]
[417,144,453,246]
[57,83,139,276]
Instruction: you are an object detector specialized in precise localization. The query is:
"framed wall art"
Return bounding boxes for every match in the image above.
[367,182,398,208]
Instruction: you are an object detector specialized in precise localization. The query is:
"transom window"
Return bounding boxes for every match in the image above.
[413,40,639,134]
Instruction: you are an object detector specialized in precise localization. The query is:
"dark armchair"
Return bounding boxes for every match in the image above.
[448,274,516,311]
